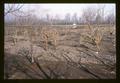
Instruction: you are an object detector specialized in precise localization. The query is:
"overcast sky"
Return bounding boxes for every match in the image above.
[5,3,115,21]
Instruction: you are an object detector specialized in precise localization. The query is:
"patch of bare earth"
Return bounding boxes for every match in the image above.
[4,26,116,79]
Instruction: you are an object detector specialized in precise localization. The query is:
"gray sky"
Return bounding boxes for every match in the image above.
[5,3,115,21]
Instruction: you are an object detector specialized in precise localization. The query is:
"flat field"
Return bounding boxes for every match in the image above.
[4,25,116,79]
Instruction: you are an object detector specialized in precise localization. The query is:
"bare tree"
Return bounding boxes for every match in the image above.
[64,13,71,25]
[46,14,50,24]
[72,13,78,24]
[4,4,24,16]
[95,5,105,25]
[105,12,115,25]
[81,6,105,53]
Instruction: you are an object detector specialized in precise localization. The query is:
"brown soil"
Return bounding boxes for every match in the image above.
[4,26,116,79]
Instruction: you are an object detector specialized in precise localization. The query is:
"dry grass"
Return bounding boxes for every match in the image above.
[40,27,59,50]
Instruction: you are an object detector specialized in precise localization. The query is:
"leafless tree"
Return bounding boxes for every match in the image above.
[4,4,24,16]
[72,13,78,24]
[80,5,116,68]
[65,13,71,25]
[81,6,105,53]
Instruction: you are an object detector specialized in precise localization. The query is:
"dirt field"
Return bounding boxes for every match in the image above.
[4,25,116,79]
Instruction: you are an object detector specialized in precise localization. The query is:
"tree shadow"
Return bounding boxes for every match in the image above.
[4,52,45,79]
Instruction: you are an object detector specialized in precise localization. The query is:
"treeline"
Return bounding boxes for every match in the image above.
[5,4,115,26]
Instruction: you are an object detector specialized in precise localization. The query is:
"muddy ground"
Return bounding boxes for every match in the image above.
[4,25,116,79]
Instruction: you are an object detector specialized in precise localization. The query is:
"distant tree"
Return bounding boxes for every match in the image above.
[64,13,71,25]
[46,14,50,24]
[54,14,60,25]
[94,5,105,24]
[72,13,78,24]
[82,7,97,25]
[49,16,54,25]
[105,12,115,25]
[82,5,106,25]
